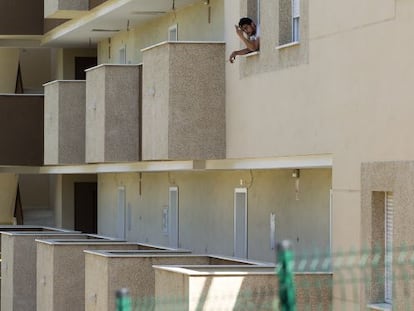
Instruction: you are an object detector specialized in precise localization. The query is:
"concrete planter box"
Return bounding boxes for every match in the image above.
[142,42,225,160]
[154,266,332,311]
[0,225,78,252]
[0,232,109,311]
[36,240,171,311]
[44,80,86,165]
[84,252,266,311]
[85,64,141,163]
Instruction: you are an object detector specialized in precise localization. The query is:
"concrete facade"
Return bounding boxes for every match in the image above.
[142,42,225,160]
[44,80,86,165]
[84,252,264,311]
[0,231,87,311]
[154,266,332,310]
[44,0,89,19]
[85,64,141,163]
[97,169,331,263]
[1,0,414,309]
[361,161,414,310]
[36,240,172,311]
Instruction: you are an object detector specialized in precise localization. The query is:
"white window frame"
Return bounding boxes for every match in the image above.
[292,0,300,43]
[234,187,248,258]
[118,46,126,64]
[256,0,261,27]
[168,24,178,41]
[117,186,126,239]
[168,186,179,248]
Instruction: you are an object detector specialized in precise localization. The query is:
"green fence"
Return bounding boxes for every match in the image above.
[114,242,414,310]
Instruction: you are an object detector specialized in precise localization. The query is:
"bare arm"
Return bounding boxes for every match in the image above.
[229,25,260,63]
[229,48,252,63]
[236,28,260,52]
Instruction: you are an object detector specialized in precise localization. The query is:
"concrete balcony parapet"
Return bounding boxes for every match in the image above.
[44,0,89,19]
[85,64,141,163]
[44,80,86,165]
[142,41,226,161]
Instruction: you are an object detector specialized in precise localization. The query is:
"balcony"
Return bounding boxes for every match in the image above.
[0,94,43,166]
[44,80,86,165]
[0,0,43,35]
[141,42,225,161]
[44,0,89,19]
[85,64,141,163]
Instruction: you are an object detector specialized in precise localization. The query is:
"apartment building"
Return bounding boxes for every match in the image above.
[0,0,412,309]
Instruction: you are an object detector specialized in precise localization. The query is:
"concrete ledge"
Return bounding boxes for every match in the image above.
[84,253,266,311]
[37,240,179,311]
[0,231,100,311]
[367,303,392,311]
[154,266,332,311]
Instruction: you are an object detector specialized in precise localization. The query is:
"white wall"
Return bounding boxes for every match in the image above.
[98,169,331,263]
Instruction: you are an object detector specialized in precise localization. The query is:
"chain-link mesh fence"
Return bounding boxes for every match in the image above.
[114,242,414,310]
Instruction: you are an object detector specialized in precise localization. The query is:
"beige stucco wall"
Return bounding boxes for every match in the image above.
[19,48,53,94]
[19,175,50,210]
[54,48,97,80]
[97,0,224,64]
[52,174,98,229]
[0,48,19,93]
[56,174,97,229]
[225,0,413,307]
[0,174,18,224]
[97,169,331,263]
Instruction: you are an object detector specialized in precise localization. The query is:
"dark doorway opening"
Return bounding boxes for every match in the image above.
[75,56,97,80]
[74,182,97,233]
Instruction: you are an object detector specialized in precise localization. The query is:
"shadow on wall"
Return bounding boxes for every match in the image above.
[23,208,55,227]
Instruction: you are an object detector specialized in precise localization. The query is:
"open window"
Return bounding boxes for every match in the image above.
[278,0,300,46]
[247,0,260,28]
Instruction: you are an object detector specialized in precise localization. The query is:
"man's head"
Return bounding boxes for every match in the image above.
[238,17,256,36]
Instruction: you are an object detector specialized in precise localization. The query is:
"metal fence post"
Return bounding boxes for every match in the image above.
[116,288,132,311]
[277,240,296,311]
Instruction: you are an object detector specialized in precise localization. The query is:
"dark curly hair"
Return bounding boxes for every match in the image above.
[238,17,254,28]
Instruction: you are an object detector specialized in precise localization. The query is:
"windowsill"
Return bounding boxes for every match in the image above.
[241,51,260,58]
[367,303,392,311]
[275,41,300,50]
